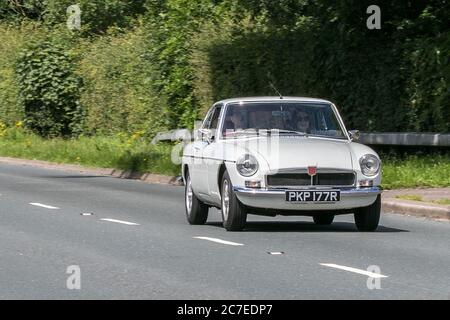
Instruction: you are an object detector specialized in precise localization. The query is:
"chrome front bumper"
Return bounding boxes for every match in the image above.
[232,186,382,210]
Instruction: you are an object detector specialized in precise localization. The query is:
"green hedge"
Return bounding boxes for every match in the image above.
[190,1,449,132]
[16,41,83,137]
[76,26,168,137]
[0,1,448,137]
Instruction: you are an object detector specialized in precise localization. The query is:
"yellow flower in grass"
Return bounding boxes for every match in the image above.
[131,130,146,140]
[0,122,6,137]
[76,156,81,162]
[15,121,23,128]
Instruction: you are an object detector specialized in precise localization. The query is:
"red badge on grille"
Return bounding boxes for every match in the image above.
[307,166,317,177]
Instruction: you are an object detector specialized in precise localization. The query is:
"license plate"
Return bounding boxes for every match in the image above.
[285,190,341,203]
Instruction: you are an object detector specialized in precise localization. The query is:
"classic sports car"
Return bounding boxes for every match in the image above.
[182,97,382,231]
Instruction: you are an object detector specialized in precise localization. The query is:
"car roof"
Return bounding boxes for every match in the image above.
[215,96,333,105]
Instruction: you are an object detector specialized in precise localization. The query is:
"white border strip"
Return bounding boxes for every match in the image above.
[101,218,140,226]
[320,263,388,278]
[194,237,244,246]
[30,203,60,210]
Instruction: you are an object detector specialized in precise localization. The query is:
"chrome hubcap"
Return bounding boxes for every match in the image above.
[186,178,193,214]
[222,180,230,221]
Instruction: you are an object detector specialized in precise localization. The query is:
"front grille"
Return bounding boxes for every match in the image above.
[267,172,355,187]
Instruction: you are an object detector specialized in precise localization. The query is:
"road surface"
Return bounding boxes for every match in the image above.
[0,163,449,299]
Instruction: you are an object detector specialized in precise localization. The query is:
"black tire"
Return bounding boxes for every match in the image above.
[185,171,208,225]
[221,171,247,231]
[354,195,381,232]
[313,213,335,225]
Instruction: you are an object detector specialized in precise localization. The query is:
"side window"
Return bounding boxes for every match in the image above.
[202,107,214,129]
[209,106,222,130]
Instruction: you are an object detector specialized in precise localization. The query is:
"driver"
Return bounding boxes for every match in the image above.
[224,108,245,133]
[296,110,312,133]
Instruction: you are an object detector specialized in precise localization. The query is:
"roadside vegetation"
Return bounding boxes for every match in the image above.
[435,199,450,205]
[395,195,450,205]
[0,125,179,176]
[0,1,448,188]
[382,154,450,189]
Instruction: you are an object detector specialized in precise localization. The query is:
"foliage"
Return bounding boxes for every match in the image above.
[16,41,83,137]
[0,126,180,176]
[76,25,168,137]
[382,154,450,189]
[0,0,449,188]
[192,0,449,132]
[0,23,30,126]
[2,1,449,134]
[406,32,450,132]
[0,0,45,22]
[395,194,424,202]
[43,0,147,34]
[143,0,224,129]
[434,198,450,205]
[0,0,147,34]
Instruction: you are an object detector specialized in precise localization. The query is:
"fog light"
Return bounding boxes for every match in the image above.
[359,180,373,187]
[245,180,261,188]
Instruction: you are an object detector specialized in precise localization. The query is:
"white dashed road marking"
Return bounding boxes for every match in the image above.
[29,203,60,210]
[194,237,244,246]
[100,218,140,226]
[320,263,388,278]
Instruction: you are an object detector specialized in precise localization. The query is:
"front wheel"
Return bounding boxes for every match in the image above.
[221,171,247,231]
[354,195,381,232]
[185,172,208,225]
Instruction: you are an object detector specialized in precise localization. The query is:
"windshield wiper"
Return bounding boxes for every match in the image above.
[225,128,260,136]
[226,129,308,137]
[273,129,308,136]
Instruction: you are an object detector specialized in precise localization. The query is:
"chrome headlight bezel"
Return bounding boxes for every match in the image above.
[359,154,381,177]
[236,154,259,177]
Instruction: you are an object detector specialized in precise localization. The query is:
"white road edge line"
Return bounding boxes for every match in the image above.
[100,218,140,226]
[194,236,244,246]
[320,263,388,278]
[29,203,60,210]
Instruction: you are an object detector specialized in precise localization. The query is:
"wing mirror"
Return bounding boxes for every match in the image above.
[348,130,360,142]
[197,128,215,144]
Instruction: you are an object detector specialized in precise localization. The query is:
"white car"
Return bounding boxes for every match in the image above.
[182,97,382,231]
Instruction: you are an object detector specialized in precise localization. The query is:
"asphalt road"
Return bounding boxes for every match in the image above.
[0,163,449,300]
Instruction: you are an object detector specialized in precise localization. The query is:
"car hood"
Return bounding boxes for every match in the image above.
[240,136,354,171]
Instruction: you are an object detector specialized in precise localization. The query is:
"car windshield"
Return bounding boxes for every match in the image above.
[222,102,347,139]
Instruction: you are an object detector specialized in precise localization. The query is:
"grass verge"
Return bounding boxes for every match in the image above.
[382,154,450,189]
[395,194,424,202]
[0,126,180,176]
[434,198,450,205]
[395,195,450,206]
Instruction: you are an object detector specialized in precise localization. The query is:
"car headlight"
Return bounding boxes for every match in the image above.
[236,154,259,177]
[359,154,381,177]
